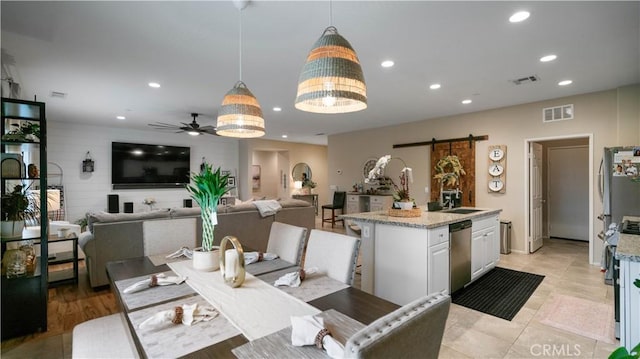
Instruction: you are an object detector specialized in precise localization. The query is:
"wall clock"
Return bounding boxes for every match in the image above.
[363,158,378,179]
[487,145,507,193]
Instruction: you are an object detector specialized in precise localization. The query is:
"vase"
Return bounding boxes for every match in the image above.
[1,220,25,238]
[395,201,414,210]
[192,247,220,271]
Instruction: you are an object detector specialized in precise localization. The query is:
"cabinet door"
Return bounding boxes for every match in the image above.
[483,225,498,270]
[621,260,640,351]
[471,229,485,280]
[428,241,450,295]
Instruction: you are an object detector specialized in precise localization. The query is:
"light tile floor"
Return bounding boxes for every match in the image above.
[3,217,620,358]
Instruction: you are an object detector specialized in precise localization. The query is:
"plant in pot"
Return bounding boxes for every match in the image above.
[433,155,466,207]
[186,163,233,271]
[1,184,37,238]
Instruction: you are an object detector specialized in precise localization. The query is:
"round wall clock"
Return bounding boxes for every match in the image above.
[488,178,504,192]
[489,148,504,161]
[488,163,504,176]
[363,159,378,179]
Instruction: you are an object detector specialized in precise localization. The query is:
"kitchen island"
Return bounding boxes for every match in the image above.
[341,207,502,305]
[616,215,640,352]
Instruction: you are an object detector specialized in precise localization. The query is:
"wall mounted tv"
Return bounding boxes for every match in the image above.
[112,142,190,189]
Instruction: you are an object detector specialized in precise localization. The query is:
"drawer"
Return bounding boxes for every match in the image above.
[428,226,449,246]
[472,215,499,233]
[370,196,384,204]
[347,195,359,203]
[370,204,385,212]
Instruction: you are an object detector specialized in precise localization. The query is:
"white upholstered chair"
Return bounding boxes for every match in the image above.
[72,313,139,358]
[266,221,308,265]
[304,229,360,285]
[344,292,451,358]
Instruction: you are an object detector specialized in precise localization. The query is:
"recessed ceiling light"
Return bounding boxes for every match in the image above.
[558,80,573,86]
[381,60,394,68]
[116,115,126,120]
[509,11,530,23]
[273,107,282,112]
[281,134,288,138]
[148,82,161,88]
[429,83,441,90]
[540,54,557,62]
[462,99,472,104]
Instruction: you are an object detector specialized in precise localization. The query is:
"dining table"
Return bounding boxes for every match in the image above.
[106,254,400,358]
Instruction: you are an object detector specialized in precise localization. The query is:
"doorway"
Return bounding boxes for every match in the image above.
[524,134,594,262]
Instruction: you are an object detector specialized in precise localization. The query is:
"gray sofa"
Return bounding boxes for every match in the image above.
[79,199,315,288]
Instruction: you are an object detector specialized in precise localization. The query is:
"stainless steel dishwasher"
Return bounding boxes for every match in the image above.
[450,220,472,294]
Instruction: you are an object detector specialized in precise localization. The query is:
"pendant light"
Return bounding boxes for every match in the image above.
[216,1,265,138]
[295,1,367,114]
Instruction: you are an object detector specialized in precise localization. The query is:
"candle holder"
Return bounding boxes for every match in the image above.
[219,236,246,288]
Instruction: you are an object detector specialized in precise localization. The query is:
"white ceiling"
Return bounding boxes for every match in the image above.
[1,1,638,145]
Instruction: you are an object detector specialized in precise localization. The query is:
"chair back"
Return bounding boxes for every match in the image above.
[304,229,360,285]
[332,191,346,208]
[344,292,450,359]
[266,222,307,265]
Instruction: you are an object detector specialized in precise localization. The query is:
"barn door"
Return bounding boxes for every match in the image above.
[430,141,476,206]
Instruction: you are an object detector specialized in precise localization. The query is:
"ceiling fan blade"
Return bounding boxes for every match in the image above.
[199,125,216,131]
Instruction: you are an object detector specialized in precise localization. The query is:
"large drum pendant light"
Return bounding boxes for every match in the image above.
[216,1,265,138]
[295,25,367,114]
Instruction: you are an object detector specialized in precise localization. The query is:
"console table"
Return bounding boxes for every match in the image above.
[292,194,318,214]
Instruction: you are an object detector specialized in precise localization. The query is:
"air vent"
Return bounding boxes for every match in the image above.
[511,75,539,85]
[542,104,573,123]
[50,91,67,99]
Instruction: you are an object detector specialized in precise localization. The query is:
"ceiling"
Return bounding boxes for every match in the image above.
[1,1,638,145]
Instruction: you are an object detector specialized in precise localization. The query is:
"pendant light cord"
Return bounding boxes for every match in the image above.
[239,8,243,81]
[329,0,333,26]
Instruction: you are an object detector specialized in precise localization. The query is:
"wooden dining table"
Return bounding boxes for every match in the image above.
[106,256,400,358]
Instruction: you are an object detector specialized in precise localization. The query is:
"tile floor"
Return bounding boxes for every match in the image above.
[2,217,620,358]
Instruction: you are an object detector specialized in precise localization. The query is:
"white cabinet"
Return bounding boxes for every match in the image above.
[620,258,640,352]
[428,241,450,295]
[370,195,393,212]
[471,215,500,281]
[346,195,360,214]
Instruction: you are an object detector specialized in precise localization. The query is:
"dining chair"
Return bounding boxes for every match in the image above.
[72,313,139,358]
[266,221,307,265]
[344,292,451,359]
[321,191,346,227]
[304,229,360,285]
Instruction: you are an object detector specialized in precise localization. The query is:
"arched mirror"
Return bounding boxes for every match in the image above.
[292,162,312,181]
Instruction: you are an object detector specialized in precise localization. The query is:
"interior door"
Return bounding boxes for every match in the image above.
[529,142,544,253]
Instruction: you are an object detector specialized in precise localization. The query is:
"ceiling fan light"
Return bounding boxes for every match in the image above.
[295,26,367,114]
[217,81,265,138]
[187,131,200,136]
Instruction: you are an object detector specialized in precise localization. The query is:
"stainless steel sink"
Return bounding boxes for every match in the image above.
[441,208,484,214]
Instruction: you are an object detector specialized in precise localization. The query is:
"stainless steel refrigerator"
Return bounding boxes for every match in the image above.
[598,146,640,338]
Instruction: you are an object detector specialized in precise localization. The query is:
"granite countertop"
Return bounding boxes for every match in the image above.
[340,207,502,229]
[616,215,640,262]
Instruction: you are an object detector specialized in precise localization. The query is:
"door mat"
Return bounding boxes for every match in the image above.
[537,294,615,344]
[452,267,544,321]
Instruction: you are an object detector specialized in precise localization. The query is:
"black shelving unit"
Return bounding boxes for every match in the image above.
[1,97,48,340]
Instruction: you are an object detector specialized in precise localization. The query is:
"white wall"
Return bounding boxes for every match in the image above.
[47,121,239,223]
[328,85,640,264]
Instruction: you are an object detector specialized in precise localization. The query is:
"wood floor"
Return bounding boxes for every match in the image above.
[1,261,118,357]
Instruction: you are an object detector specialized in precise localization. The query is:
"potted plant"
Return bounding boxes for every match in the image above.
[186,163,233,271]
[1,184,37,238]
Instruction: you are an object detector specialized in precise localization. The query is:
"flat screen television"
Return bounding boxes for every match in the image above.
[111,142,190,189]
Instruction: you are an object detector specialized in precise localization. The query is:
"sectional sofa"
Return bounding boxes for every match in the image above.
[79,199,315,288]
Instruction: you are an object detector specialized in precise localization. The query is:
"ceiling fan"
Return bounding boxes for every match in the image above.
[148,113,217,136]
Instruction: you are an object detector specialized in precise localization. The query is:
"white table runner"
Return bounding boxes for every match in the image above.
[258,267,349,302]
[167,260,320,340]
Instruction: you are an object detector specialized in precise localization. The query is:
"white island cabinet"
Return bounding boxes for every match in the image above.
[616,216,640,353]
[471,215,500,281]
[342,207,502,306]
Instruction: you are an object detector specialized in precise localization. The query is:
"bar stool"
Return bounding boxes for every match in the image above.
[321,191,346,228]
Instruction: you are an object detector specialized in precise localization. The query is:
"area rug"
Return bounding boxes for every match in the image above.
[452,267,544,321]
[537,294,616,344]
